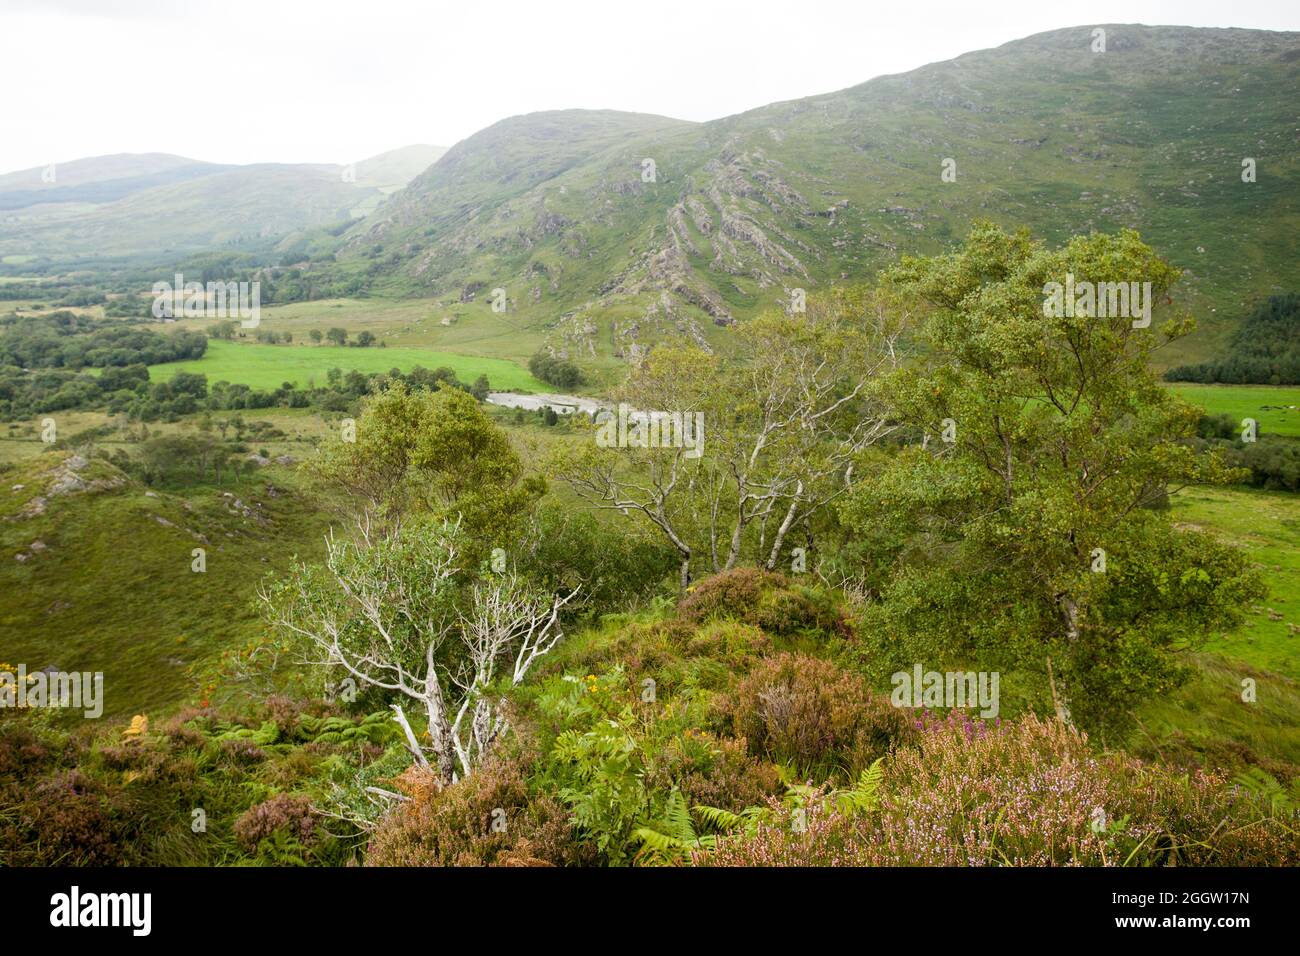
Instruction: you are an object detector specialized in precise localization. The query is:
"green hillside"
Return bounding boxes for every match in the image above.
[322,24,1298,370]
[0,451,331,717]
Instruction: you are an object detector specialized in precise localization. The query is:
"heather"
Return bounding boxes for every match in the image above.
[705,715,1299,867]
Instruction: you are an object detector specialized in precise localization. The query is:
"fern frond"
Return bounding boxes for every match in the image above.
[662,789,697,843]
[694,804,745,832]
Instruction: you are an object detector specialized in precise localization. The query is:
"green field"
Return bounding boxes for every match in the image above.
[1166,383,1300,438]
[148,339,549,391]
[1170,485,1300,679]
[138,297,629,387]
[1135,484,1300,767]
[1136,480,1300,770]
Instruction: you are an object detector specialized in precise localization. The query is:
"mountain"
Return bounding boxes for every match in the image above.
[0,153,228,210]
[345,145,448,219]
[0,147,445,267]
[333,24,1300,367]
[352,144,448,192]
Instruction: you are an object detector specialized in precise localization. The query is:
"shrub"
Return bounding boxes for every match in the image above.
[366,741,594,867]
[15,771,129,866]
[680,567,852,638]
[234,793,319,850]
[704,715,1300,866]
[720,652,913,775]
[663,734,782,814]
[754,584,853,639]
[528,351,584,389]
[679,567,782,623]
[547,615,761,694]
[684,620,772,670]
[217,738,267,766]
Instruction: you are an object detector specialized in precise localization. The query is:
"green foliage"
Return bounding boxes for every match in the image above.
[0,701,395,866]
[1189,429,1300,493]
[551,713,652,865]
[528,351,585,389]
[0,312,208,419]
[841,224,1265,737]
[631,789,716,865]
[0,310,206,370]
[310,382,543,548]
[533,668,723,865]
[1232,767,1300,835]
[1167,294,1300,385]
[513,503,677,613]
[679,567,852,639]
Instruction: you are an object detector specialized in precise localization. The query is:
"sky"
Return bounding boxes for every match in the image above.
[0,0,1296,174]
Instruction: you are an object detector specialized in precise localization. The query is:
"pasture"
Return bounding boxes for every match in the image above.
[147,338,548,391]
[1167,383,1300,438]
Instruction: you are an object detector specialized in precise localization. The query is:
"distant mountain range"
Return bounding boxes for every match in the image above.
[326,24,1299,366]
[0,145,445,264]
[4,24,1297,367]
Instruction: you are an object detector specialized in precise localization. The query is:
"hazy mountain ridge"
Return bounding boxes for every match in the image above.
[0,146,446,265]
[0,153,230,211]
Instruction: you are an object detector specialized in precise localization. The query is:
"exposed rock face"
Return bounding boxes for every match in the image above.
[12,453,129,507]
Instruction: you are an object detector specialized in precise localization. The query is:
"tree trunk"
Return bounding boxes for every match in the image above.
[422,671,459,783]
[390,704,430,771]
[1045,655,1073,727]
[765,483,803,571]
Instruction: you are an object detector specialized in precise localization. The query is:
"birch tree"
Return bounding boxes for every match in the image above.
[554,288,907,585]
[554,345,715,592]
[309,383,543,552]
[261,519,577,783]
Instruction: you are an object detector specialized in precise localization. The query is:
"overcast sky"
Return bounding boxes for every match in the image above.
[1,0,1296,174]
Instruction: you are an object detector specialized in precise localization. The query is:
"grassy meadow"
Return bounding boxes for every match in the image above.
[1170,485,1300,678]
[147,337,549,391]
[1167,383,1300,438]
[1119,484,1300,770]
[0,453,333,718]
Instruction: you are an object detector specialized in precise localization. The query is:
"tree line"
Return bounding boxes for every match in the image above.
[1165,293,1300,385]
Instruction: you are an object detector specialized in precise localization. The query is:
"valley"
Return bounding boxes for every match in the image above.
[1,18,1298,877]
